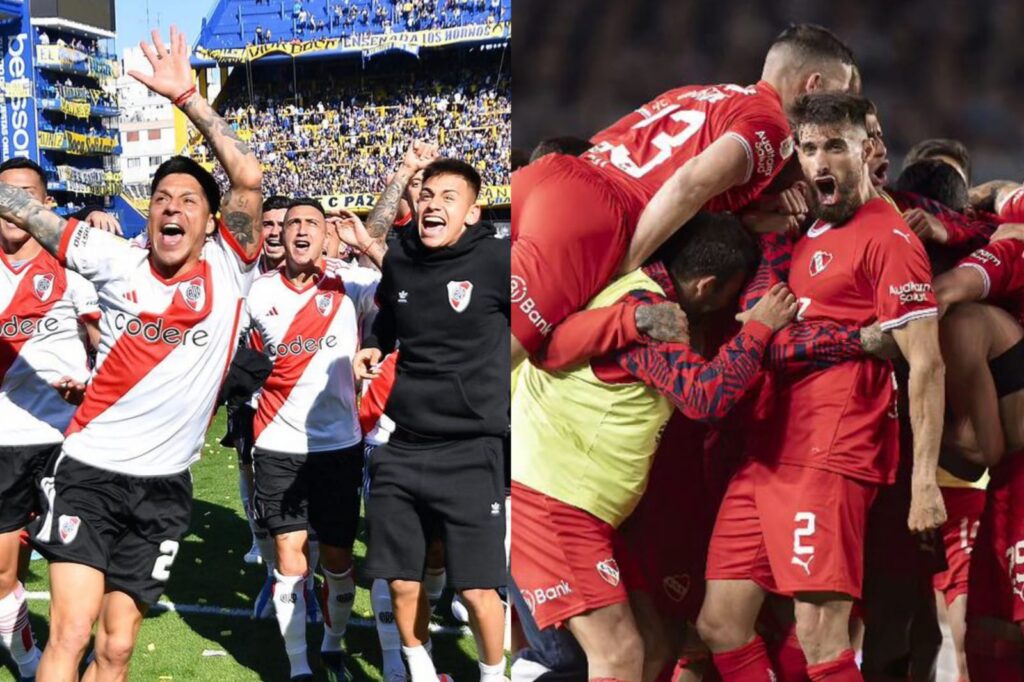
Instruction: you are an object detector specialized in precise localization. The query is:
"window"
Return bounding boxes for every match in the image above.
[149,156,162,167]
[127,158,141,169]
[126,130,139,142]
[148,129,161,140]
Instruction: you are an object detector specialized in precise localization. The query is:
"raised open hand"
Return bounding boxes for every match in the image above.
[402,141,440,172]
[128,26,195,103]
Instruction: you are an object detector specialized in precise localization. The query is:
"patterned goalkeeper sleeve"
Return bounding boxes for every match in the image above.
[766,320,864,376]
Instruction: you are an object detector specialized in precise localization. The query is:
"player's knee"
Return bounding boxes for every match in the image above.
[458,588,500,616]
[96,630,137,668]
[696,607,737,651]
[389,579,420,601]
[590,623,643,669]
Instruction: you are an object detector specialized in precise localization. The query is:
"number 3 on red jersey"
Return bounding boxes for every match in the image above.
[590,107,707,179]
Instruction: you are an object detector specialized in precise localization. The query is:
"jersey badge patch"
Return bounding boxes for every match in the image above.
[447,280,473,313]
[179,277,206,312]
[316,292,334,317]
[33,273,54,302]
[809,251,833,277]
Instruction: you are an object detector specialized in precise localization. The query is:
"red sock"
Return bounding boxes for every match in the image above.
[712,636,777,681]
[769,624,809,682]
[965,633,1024,682]
[806,650,862,682]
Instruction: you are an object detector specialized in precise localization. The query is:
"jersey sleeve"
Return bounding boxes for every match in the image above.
[66,269,100,322]
[865,226,938,331]
[890,190,997,252]
[955,238,1024,300]
[766,320,864,376]
[722,105,793,188]
[57,218,139,292]
[362,258,395,353]
[532,296,643,372]
[352,269,381,332]
[212,229,261,296]
[997,186,1024,223]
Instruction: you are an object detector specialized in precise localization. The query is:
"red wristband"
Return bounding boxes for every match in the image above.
[172,85,197,107]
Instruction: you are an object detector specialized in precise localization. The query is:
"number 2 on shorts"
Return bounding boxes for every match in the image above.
[152,540,180,582]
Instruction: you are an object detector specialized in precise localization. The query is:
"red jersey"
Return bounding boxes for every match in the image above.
[998,185,1024,223]
[753,198,937,484]
[956,238,1024,325]
[585,81,793,212]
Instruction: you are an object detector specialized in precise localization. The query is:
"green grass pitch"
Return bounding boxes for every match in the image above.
[0,410,480,681]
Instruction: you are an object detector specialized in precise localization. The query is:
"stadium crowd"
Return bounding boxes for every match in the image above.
[0,23,509,682]
[195,65,509,197]
[511,19,1024,682]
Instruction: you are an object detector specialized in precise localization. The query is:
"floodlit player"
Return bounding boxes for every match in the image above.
[698,93,946,682]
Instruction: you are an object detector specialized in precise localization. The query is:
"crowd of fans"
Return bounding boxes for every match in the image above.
[197,61,509,197]
[248,0,506,43]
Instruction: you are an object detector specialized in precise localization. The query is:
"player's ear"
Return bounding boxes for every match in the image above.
[802,72,823,94]
[862,136,873,163]
[465,202,481,226]
[694,275,717,299]
[206,214,217,237]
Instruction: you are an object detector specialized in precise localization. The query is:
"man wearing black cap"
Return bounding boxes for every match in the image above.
[355,158,509,682]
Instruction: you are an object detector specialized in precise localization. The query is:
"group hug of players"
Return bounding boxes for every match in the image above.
[0,26,510,682]
[510,23,1024,682]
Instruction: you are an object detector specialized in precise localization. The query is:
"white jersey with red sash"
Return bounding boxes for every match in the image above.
[248,265,378,454]
[56,219,260,476]
[0,249,99,445]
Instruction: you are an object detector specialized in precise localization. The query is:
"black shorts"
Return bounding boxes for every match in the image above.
[0,442,60,534]
[364,435,505,590]
[252,444,363,549]
[29,453,192,606]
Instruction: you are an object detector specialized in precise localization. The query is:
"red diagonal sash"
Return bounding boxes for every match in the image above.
[0,255,68,386]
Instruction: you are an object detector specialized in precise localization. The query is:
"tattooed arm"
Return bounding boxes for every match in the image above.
[128,26,263,258]
[364,141,439,244]
[0,183,69,255]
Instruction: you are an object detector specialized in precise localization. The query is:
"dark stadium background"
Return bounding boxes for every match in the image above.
[512,0,1024,181]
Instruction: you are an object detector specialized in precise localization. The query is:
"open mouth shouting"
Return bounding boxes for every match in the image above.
[291,237,312,257]
[158,222,186,249]
[871,160,889,188]
[421,212,446,238]
[814,175,839,206]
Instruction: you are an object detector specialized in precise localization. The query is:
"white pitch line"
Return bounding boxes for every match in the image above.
[25,591,469,636]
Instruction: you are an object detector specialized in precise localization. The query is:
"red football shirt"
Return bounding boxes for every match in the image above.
[956,238,1024,325]
[998,186,1024,223]
[754,198,938,484]
[585,81,793,212]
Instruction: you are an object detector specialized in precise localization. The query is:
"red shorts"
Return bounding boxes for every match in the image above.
[510,154,644,353]
[933,486,986,606]
[510,482,644,629]
[706,460,878,598]
[967,452,1024,624]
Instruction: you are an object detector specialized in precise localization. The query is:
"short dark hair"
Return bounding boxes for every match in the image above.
[895,159,969,211]
[284,197,326,219]
[0,157,47,190]
[904,138,971,184]
[651,213,760,285]
[422,158,482,198]
[529,136,592,163]
[770,23,855,68]
[262,195,291,213]
[790,92,871,135]
[151,155,221,214]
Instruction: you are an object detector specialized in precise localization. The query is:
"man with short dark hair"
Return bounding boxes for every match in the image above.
[697,92,946,682]
[354,158,508,682]
[904,138,972,185]
[248,198,377,681]
[511,23,856,368]
[260,194,291,274]
[0,27,264,680]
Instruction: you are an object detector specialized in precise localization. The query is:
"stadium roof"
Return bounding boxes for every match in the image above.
[31,17,115,40]
[191,0,510,66]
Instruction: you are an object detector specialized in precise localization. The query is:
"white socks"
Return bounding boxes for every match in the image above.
[424,568,446,612]
[480,660,505,682]
[321,566,355,653]
[372,578,406,680]
[273,570,311,678]
[402,644,438,682]
[0,584,39,678]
